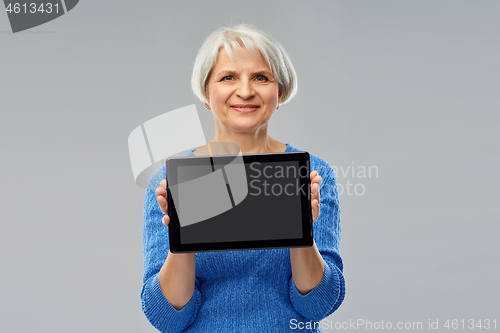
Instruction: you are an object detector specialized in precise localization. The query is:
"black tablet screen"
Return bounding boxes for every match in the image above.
[179,160,305,244]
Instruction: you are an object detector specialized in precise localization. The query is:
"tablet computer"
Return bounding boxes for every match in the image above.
[166,151,312,253]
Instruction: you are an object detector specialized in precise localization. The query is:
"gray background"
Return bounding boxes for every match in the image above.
[1,1,498,332]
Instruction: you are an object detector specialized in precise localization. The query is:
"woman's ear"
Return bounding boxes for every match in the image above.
[204,91,210,110]
[204,88,211,109]
[278,88,283,104]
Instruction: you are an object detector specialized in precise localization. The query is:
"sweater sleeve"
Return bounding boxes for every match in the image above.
[140,166,202,333]
[288,164,345,321]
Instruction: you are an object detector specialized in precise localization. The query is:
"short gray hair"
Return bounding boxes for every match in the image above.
[191,24,298,105]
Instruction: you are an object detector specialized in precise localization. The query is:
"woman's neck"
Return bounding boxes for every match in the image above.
[209,133,285,154]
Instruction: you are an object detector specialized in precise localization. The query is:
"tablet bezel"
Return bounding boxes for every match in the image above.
[166,151,312,253]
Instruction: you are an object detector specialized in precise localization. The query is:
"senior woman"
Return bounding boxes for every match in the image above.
[141,24,345,332]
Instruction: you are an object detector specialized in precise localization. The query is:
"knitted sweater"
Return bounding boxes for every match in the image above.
[141,143,345,332]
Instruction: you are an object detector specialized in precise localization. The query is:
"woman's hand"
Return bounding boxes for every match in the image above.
[310,170,322,223]
[155,181,196,311]
[289,170,324,295]
[155,179,170,226]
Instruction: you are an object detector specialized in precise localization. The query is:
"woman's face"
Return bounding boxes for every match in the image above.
[205,46,282,134]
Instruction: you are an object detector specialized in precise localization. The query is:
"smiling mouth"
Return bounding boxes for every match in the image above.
[231,105,259,113]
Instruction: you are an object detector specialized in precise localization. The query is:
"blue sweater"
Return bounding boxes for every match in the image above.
[141,143,345,332]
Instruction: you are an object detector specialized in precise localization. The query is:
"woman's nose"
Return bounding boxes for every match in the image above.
[235,80,255,99]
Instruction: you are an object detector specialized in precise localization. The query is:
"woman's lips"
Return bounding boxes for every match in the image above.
[231,105,259,113]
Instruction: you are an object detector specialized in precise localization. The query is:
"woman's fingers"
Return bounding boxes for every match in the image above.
[156,179,169,222]
[162,215,170,227]
[157,194,168,215]
[311,179,321,194]
[312,182,319,195]
[310,173,322,196]
[312,197,320,223]
[312,182,321,208]
[310,171,321,223]
[313,198,320,210]
[155,186,166,196]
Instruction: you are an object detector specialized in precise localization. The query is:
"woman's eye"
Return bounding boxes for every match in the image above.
[222,76,233,81]
[255,75,268,82]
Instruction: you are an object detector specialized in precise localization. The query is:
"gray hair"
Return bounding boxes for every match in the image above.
[191,24,298,105]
